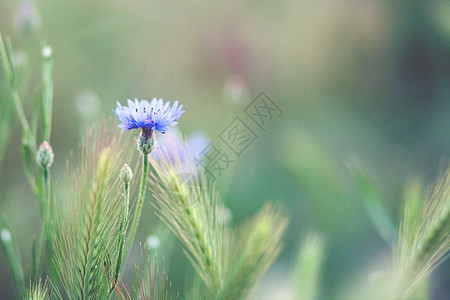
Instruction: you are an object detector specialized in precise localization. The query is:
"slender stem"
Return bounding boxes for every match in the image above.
[36,166,50,278]
[12,89,32,142]
[0,34,37,154]
[124,181,130,220]
[125,154,149,256]
[110,181,130,294]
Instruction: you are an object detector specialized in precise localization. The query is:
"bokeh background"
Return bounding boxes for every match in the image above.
[1,0,449,299]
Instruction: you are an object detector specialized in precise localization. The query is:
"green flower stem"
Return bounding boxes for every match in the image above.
[11,89,33,145]
[35,166,50,278]
[0,34,37,154]
[125,153,148,256]
[110,181,130,293]
[124,181,130,222]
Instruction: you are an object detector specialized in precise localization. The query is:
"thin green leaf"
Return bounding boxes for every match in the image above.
[0,33,15,86]
[294,232,326,300]
[31,238,37,281]
[0,223,26,298]
[22,132,39,196]
[347,156,397,245]
[0,81,15,168]
[31,88,41,140]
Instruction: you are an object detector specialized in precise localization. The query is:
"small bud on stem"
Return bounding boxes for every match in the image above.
[120,164,133,183]
[137,128,156,155]
[36,141,54,168]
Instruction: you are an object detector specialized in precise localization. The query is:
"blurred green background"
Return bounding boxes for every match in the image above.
[1,0,449,299]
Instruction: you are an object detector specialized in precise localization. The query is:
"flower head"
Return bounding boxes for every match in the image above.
[120,164,133,183]
[37,141,54,168]
[14,0,42,34]
[114,98,184,134]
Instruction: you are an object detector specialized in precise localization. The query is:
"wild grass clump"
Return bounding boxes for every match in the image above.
[216,204,287,300]
[149,138,227,294]
[112,245,177,300]
[150,136,288,299]
[1,20,448,299]
[2,28,289,298]
[53,125,136,299]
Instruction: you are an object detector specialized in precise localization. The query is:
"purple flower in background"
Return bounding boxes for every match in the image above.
[14,0,42,34]
[114,98,184,134]
[152,129,210,171]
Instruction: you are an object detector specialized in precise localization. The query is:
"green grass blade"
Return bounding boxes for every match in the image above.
[294,232,326,300]
[22,133,39,196]
[0,225,26,298]
[0,33,15,87]
[31,88,41,140]
[0,34,17,168]
[0,82,15,168]
[347,157,397,245]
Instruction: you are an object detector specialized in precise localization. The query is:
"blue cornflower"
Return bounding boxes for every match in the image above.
[114,98,184,134]
[114,98,184,155]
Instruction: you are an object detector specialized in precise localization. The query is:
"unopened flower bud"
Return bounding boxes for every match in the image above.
[120,164,133,183]
[137,128,156,155]
[36,141,54,167]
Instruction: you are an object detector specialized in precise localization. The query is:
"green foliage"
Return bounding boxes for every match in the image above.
[1,5,449,297]
[0,31,57,295]
[394,163,450,298]
[112,245,177,300]
[0,225,25,298]
[0,75,14,167]
[150,137,288,299]
[125,153,149,259]
[53,126,135,299]
[0,33,35,151]
[217,204,287,300]
[348,156,397,245]
[25,278,61,300]
[150,145,227,294]
[294,232,326,300]
[185,274,209,300]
